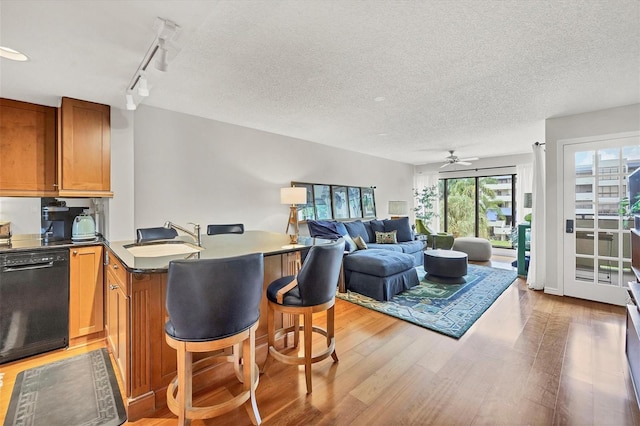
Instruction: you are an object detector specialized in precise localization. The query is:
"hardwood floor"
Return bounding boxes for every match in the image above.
[2,259,639,425]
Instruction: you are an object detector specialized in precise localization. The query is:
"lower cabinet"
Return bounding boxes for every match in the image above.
[68,245,104,344]
[104,250,130,397]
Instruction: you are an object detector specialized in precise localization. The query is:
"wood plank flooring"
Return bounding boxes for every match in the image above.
[2,259,639,425]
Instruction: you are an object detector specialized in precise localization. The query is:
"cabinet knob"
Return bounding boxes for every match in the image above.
[113,264,119,269]
[110,284,118,290]
[73,250,78,255]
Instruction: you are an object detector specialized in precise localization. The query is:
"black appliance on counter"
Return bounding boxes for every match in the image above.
[42,205,85,242]
[0,249,70,364]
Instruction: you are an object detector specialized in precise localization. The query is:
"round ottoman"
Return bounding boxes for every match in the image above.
[452,237,493,261]
[423,249,468,284]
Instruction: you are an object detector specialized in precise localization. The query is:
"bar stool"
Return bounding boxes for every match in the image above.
[262,239,345,394]
[165,253,264,425]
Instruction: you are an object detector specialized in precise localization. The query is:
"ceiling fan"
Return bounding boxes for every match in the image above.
[440,150,479,168]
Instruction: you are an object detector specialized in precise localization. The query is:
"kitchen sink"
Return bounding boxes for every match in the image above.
[124,241,203,258]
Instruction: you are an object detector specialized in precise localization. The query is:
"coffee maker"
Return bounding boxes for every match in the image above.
[41,203,85,242]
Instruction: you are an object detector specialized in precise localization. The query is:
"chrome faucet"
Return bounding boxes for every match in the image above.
[164,221,201,246]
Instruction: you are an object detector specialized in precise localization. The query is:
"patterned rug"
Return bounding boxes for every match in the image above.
[3,348,126,426]
[336,264,518,338]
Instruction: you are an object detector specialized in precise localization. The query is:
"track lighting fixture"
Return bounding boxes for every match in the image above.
[137,74,149,97]
[155,39,169,72]
[125,93,136,110]
[124,17,180,110]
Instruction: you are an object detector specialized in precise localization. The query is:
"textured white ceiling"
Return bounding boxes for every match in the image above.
[1,0,638,165]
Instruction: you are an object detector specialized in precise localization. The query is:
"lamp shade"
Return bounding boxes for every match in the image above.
[388,200,408,215]
[281,187,307,205]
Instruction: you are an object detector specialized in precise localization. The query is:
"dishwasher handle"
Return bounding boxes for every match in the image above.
[2,261,55,272]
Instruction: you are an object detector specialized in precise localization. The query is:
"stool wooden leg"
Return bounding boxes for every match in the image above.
[243,326,261,425]
[261,301,275,373]
[293,313,300,348]
[304,310,313,394]
[176,341,192,426]
[233,343,243,383]
[328,304,338,362]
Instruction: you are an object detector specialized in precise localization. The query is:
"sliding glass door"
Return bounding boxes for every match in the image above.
[440,174,516,248]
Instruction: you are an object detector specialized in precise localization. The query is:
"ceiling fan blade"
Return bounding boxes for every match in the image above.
[457,161,472,166]
[440,162,451,168]
[459,157,479,162]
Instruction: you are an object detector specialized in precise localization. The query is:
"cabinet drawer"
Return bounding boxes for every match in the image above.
[106,250,128,294]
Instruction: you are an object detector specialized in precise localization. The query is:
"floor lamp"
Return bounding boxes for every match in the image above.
[281,187,307,244]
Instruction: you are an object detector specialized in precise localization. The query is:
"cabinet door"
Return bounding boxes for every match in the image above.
[105,268,130,396]
[59,97,112,197]
[69,245,104,339]
[0,98,57,196]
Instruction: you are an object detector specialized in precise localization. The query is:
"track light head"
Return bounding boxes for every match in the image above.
[137,75,149,97]
[125,93,136,110]
[155,39,169,72]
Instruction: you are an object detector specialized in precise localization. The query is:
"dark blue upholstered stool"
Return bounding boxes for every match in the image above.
[343,250,419,301]
[424,249,468,284]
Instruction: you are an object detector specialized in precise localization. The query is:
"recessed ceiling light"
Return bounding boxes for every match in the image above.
[374,96,386,102]
[377,133,388,136]
[0,46,28,61]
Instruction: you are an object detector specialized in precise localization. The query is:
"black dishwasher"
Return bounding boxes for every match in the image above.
[0,249,69,364]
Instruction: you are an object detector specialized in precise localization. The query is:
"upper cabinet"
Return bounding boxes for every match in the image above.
[59,97,113,197]
[0,97,113,198]
[0,98,58,196]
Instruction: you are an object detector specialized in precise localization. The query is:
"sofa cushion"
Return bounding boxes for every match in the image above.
[396,240,425,254]
[370,219,385,235]
[383,217,413,242]
[375,230,397,244]
[366,243,403,252]
[344,220,370,243]
[344,250,415,277]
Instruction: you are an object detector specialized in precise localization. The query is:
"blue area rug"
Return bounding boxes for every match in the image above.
[336,264,518,338]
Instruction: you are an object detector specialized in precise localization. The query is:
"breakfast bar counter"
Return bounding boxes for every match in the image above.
[106,230,327,273]
[103,231,330,421]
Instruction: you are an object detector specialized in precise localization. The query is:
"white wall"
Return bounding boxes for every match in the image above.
[104,108,135,241]
[131,105,415,238]
[545,103,640,294]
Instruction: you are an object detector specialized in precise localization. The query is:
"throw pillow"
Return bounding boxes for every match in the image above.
[383,217,413,242]
[335,222,357,252]
[375,230,397,244]
[353,235,368,250]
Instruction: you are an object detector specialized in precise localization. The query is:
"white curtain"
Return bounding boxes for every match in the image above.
[527,142,546,290]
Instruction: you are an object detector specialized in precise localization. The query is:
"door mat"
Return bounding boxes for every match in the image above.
[337,264,518,338]
[3,348,126,426]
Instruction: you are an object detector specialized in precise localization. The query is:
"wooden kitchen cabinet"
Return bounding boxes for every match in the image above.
[59,97,113,197]
[68,245,104,345]
[104,250,130,397]
[0,98,57,196]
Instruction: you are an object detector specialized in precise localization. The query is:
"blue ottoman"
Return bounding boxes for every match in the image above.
[343,250,419,301]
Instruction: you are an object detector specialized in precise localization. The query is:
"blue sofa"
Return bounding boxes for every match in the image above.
[306,218,423,301]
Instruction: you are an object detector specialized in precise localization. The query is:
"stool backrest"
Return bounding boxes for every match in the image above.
[165,253,264,340]
[136,227,178,243]
[207,224,245,235]
[297,239,345,306]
